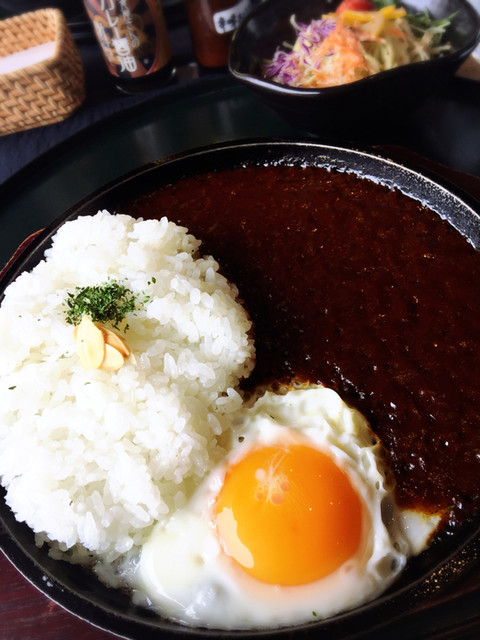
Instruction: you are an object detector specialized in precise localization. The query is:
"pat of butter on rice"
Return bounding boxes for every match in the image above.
[0,211,255,564]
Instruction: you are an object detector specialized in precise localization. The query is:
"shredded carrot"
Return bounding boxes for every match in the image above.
[307,22,370,87]
[383,24,408,41]
[262,3,452,89]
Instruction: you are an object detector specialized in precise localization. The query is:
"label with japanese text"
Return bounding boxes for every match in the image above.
[213,0,255,35]
[83,0,171,78]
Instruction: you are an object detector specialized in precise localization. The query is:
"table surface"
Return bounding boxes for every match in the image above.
[1,2,480,638]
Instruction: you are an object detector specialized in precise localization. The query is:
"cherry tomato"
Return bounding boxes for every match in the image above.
[336,0,375,12]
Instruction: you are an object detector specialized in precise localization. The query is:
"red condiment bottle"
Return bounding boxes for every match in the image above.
[83,0,174,93]
[185,0,257,68]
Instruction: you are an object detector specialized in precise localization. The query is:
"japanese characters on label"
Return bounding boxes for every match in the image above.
[213,0,255,35]
[84,0,170,78]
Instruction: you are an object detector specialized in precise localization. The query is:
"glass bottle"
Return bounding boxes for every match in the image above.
[185,0,257,69]
[83,0,174,93]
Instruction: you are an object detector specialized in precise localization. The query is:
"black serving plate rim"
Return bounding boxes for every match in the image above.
[1,139,480,640]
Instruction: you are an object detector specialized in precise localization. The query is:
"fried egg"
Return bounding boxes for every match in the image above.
[133,385,441,629]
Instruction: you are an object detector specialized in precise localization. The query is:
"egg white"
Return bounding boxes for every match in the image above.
[131,386,441,629]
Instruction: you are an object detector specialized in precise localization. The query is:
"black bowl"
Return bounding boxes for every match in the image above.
[1,140,480,639]
[229,0,480,137]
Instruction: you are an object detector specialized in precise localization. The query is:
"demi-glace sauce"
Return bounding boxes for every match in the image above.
[125,164,480,525]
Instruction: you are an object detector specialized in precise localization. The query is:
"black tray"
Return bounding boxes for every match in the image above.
[1,75,480,640]
[1,73,480,269]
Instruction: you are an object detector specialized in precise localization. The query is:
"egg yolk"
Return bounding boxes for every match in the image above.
[214,443,364,586]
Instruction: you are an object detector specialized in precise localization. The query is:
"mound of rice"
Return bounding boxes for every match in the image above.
[0,211,255,562]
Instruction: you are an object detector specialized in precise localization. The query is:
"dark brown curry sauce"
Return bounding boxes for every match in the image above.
[124,164,480,526]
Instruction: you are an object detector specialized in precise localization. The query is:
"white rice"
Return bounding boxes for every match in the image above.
[0,211,255,564]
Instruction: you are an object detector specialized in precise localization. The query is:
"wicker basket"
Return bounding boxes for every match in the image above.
[0,8,86,136]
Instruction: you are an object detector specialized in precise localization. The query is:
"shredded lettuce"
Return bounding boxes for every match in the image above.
[262,3,452,89]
